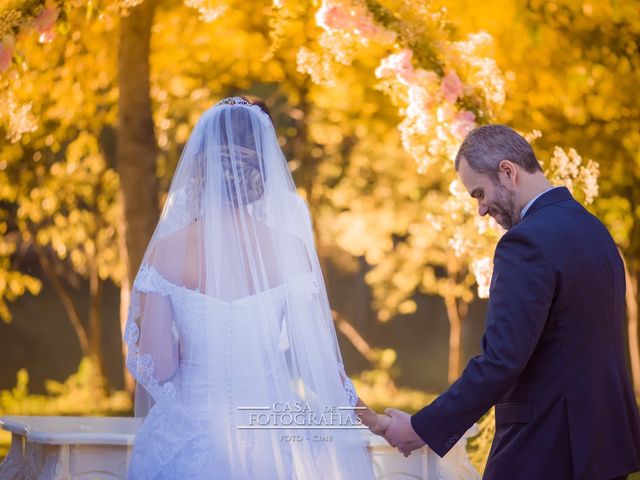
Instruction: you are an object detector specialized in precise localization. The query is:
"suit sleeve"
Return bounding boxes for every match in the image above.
[411,229,555,457]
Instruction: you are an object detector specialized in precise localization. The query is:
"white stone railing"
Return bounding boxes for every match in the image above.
[0,416,480,479]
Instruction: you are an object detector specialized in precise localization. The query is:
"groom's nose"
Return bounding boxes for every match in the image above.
[478,203,489,217]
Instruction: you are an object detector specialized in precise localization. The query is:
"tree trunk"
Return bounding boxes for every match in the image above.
[444,293,462,384]
[88,260,107,393]
[117,0,159,398]
[117,0,160,286]
[621,251,640,396]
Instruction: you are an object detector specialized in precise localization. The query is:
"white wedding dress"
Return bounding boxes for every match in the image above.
[125,260,375,479]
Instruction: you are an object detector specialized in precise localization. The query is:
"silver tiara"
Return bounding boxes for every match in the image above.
[215,96,252,107]
[213,96,270,120]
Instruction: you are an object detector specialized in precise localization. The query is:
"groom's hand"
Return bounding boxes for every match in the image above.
[383,408,426,457]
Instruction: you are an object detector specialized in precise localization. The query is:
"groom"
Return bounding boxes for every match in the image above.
[382,125,640,479]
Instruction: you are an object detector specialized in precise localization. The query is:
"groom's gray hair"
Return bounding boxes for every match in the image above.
[454,124,542,181]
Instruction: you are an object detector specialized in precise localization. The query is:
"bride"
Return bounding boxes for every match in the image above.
[123,96,388,479]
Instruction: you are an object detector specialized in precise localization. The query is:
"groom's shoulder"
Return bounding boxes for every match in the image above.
[521,195,605,237]
[495,201,574,249]
[504,197,610,256]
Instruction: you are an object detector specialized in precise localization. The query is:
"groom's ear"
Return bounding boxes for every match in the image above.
[498,160,517,185]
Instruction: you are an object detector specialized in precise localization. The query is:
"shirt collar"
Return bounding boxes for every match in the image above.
[520,186,561,220]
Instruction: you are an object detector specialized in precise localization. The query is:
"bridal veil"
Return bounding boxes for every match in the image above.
[123,97,374,478]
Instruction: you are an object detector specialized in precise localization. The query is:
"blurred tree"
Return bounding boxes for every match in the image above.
[299,0,599,383]
[0,0,619,395]
[434,0,640,394]
[0,1,122,392]
[290,0,499,383]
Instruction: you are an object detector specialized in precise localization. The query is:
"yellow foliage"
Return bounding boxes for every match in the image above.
[0,358,131,417]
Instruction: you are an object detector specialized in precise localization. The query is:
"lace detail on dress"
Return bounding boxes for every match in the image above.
[133,263,175,296]
[126,404,215,480]
[343,375,359,407]
[124,326,177,405]
[123,264,177,405]
[158,188,203,239]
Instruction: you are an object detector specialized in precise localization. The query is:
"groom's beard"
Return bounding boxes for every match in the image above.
[489,185,519,230]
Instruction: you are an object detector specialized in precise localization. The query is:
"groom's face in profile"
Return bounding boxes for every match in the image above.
[458,157,519,230]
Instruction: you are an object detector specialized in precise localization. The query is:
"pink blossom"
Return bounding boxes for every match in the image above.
[452,110,476,138]
[0,36,15,73]
[392,50,415,84]
[407,84,437,117]
[375,49,415,85]
[441,71,464,103]
[316,1,395,46]
[353,15,394,43]
[414,69,439,85]
[436,103,456,123]
[316,4,351,30]
[354,17,374,36]
[33,2,59,43]
[33,3,59,33]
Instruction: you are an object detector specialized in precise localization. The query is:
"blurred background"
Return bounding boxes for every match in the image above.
[1,0,639,473]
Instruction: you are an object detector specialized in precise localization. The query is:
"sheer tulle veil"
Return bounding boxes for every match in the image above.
[123,97,374,478]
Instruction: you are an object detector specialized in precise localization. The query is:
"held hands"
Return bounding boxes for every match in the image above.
[368,413,391,436]
[354,399,391,436]
[353,399,425,456]
[383,408,426,457]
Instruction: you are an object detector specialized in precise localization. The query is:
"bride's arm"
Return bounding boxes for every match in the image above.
[339,368,390,435]
[355,397,391,435]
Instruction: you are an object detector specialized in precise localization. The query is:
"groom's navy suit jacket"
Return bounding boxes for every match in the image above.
[411,187,640,479]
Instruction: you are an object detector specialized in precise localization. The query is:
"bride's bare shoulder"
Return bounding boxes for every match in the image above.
[145,221,199,276]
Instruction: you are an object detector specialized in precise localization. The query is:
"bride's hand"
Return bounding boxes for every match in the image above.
[368,413,391,436]
[354,398,390,435]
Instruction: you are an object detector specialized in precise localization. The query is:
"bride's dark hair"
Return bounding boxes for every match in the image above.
[189,96,273,209]
[239,95,274,124]
[216,96,272,206]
